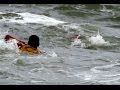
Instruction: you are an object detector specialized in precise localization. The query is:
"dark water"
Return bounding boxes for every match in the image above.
[0,4,120,85]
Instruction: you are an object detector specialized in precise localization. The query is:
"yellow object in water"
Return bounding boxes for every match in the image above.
[19,45,41,55]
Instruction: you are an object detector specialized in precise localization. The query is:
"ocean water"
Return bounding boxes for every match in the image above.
[0,4,120,85]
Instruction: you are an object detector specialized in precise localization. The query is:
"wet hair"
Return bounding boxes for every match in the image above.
[28,35,40,48]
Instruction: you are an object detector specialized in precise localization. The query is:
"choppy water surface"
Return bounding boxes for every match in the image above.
[0,4,120,85]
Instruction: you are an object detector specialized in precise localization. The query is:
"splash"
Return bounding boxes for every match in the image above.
[0,33,19,53]
[88,31,110,46]
[2,39,19,53]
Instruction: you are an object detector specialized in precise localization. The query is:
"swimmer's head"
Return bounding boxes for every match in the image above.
[28,35,39,48]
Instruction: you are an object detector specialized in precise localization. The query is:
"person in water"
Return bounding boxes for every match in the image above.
[19,35,42,54]
[5,35,42,55]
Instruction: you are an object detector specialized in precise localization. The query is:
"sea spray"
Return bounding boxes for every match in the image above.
[88,31,110,46]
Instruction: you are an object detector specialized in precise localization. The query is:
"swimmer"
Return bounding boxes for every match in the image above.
[4,35,43,55]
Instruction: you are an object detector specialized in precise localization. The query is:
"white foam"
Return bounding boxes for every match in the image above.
[100,5,113,13]
[84,74,92,80]
[88,32,110,46]
[91,63,120,73]
[100,5,115,16]
[6,12,66,26]
[46,51,58,57]
[62,23,81,32]
[71,39,81,46]
[0,12,5,14]
[0,39,19,53]
[0,30,19,53]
